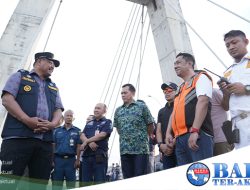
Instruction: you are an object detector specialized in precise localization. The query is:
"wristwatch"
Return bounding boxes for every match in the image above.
[189,127,200,134]
[245,85,250,94]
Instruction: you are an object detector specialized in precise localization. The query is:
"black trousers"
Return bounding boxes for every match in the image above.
[121,154,148,179]
[0,138,53,190]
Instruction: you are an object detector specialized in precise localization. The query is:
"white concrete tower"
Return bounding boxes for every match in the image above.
[127,0,193,84]
[0,0,56,129]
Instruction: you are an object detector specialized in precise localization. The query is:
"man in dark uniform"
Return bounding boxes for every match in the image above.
[156,82,177,169]
[80,103,112,186]
[52,109,81,189]
[0,52,64,190]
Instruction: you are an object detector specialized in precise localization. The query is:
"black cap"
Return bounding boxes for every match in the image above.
[35,52,60,67]
[161,82,178,91]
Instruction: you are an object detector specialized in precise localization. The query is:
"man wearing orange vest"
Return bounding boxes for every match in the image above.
[165,53,213,166]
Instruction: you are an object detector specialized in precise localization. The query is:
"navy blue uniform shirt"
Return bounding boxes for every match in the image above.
[53,125,81,155]
[82,117,112,156]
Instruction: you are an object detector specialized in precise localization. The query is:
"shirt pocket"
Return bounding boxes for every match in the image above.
[70,133,79,145]
[55,132,65,143]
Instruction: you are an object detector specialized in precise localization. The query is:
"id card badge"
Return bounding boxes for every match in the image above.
[69,138,74,146]
[95,130,99,136]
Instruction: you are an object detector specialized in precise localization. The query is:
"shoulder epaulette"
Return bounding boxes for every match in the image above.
[18,69,29,74]
[18,69,36,82]
[224,64,233,73]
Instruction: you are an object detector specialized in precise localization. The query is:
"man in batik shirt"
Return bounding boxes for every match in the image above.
[113,84,154,179]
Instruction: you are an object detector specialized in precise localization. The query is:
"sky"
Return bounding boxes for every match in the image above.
[0,0,249,164]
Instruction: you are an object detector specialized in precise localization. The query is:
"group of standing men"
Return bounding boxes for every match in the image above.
[0,29,250,189]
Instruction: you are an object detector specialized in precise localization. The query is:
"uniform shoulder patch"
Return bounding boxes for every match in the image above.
[18,69,30,74]
[224,70,232,78]
[246,60,250,69]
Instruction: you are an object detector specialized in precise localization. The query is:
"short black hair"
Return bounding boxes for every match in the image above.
[176,52,195,68]
[122,83,136,93]
[224,30,246,41]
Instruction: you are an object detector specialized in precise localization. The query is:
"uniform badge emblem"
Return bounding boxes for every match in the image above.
[24,85,31,92]
[26,75,31,78]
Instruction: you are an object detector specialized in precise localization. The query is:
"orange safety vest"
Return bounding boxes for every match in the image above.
[171,71,213,137]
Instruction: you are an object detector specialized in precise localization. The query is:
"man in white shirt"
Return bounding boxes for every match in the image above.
[220,30,250,149]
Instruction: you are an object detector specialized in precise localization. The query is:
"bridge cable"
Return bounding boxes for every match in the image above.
[108,9,149,162]
[101,5,140,104]
[108,16,150,162]
[136,5,145,99]
[99,4,136,102]
[206,0,250,24]
[106,6,142,108]
[43,0,63,51]
[165,0,228,69]
[135,20,150,95]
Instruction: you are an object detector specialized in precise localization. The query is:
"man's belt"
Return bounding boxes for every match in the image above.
[55,154,75,159]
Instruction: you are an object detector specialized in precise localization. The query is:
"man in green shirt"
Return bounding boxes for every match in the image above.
[113,84,154,179]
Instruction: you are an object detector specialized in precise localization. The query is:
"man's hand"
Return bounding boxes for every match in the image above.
[80,141,88,151]
[74,160,80,169]
[88,142,99,151]
[160,144,172,156]
[219,81,245,95]
[37,119,55,130]
[22,116,41,130]
[188,132,199,151]
[165,133,174,146]
[218,81,231,95]
[33,119,56,133]
[226,82,246,95]
[165,134,175,156]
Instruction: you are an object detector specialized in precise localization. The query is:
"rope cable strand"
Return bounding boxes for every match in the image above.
[99,4,136,102]
[165,0,228,69]
[43,0,63,51]
[109,15,150,163]
[109,12,148,119]
[206,0,250,24]
[108,12,150,163]
[106,6,142,108]
[136,5,145,99]
[102,5,140,105]
[135,21,150,95]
